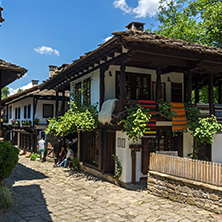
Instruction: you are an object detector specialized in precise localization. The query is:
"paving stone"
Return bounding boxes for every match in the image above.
[0,156,219,222]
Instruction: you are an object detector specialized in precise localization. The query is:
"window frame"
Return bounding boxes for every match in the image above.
[28,104,31,118]
[24,106,27,119]
[42,104,54,118]
[83,78,91,105]
[115,71,151,100]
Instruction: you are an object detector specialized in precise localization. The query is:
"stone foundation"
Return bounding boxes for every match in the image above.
[148,171,222,214]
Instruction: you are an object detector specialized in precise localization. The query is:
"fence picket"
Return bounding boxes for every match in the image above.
[149,153,222,186]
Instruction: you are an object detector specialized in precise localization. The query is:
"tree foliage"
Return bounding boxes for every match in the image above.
[156,0,222,48]
[1,87,9,100]
[45,101,98,137]
[120,105,151,143]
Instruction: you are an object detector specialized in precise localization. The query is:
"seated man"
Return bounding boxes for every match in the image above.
[55,147,66,166]
[58,146,73,168]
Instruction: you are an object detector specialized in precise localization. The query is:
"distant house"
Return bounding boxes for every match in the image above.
[2,66,69,156]
[0,59,27,139]
[41,22,222,184]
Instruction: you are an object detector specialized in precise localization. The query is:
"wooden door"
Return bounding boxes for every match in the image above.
[107,132,115,174]
[142,138,156,174]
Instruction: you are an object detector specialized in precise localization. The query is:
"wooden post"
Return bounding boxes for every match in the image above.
[33,97,38,125]
[0,70,2,137]
[55,90,59,116]
[209,75,214,115]
[61,90,65,115]
[99,66,108,110]
[187,71,192,103]
[119,63,126,111]
[219,84,222,104]
[195,82,199,104]
[131,148,136,184]
[184,73,187,103]
[156,67,162,101]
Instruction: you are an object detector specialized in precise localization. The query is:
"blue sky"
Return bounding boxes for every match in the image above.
[0,0,160,94]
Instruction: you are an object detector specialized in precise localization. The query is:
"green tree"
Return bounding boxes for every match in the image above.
[17,88,23,93]
[1,87,9,99]
[156,0,222,48]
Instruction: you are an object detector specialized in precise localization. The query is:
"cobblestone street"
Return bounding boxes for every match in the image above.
[0,156,221,222]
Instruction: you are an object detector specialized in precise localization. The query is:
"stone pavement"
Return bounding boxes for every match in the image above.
[0,156,221,222]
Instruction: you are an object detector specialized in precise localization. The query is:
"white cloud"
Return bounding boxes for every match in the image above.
[113,0,131,13]
[9,82,33,96]
[34,46,60,56]
[103,36,113,42]
[113,0,161,18]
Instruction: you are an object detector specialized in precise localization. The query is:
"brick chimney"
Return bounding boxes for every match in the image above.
[49,65,58,78]
[32,80,39,87]
[0,7,4,25]
[126,22,145,32]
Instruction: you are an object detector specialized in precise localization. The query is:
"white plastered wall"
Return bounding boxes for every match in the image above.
[115,131,145,183]
[8,97,33,125]
[104,65,184,102]
[183,129,194,157]
[212,134,222,164]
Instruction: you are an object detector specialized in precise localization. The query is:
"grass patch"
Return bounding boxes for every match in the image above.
[0,183,13,210]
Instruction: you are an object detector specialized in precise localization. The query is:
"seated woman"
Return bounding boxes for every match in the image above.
[55,147,66,166]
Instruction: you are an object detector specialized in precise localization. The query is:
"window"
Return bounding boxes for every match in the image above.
[24,106,27,119]
[28,104,31,118]
[116,72,151,100]
[83,78,91,105]
[43,104,53,118]
[15,108,17,119]
[18,107,21,119]
[74,82,82,105]
[152,82,166,101]
[86,131,100,166]
[9,106,12,119]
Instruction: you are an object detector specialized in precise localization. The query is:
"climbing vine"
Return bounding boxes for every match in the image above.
[112,154,122,185]
[120,105,151,143]
[194,115,222,145]
[157,99,176,120]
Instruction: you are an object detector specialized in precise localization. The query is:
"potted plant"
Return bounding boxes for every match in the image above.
[11,120,19,126]
[33,118,39,125]
[21,120,32,126]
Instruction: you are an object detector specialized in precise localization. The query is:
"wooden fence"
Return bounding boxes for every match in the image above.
[149,153,222,186]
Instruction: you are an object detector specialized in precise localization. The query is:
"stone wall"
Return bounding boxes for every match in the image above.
[148,171,222,214]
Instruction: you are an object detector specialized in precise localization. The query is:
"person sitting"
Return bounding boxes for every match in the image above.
[58,146,73,168]
[55,147,66,166]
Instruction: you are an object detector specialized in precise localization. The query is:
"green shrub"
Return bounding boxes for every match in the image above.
[0,183,12,210]
[30,153,40,161]
[0,141,19,182]
[71,157,79,171]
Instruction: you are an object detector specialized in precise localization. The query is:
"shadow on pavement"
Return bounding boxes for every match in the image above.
[5,163,48,186]
[0,163,52,221]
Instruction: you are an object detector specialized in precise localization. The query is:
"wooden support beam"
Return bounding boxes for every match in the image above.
[219,85,222,104]
[119,63,126,110]
[99,66,109,110]
[209,75,214,115]
[55,91,59,116]
[184,74,187,103]
[195,82,199,104]
[156,67,162,101]
[187,71,192,103]
[61,91,65,115]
